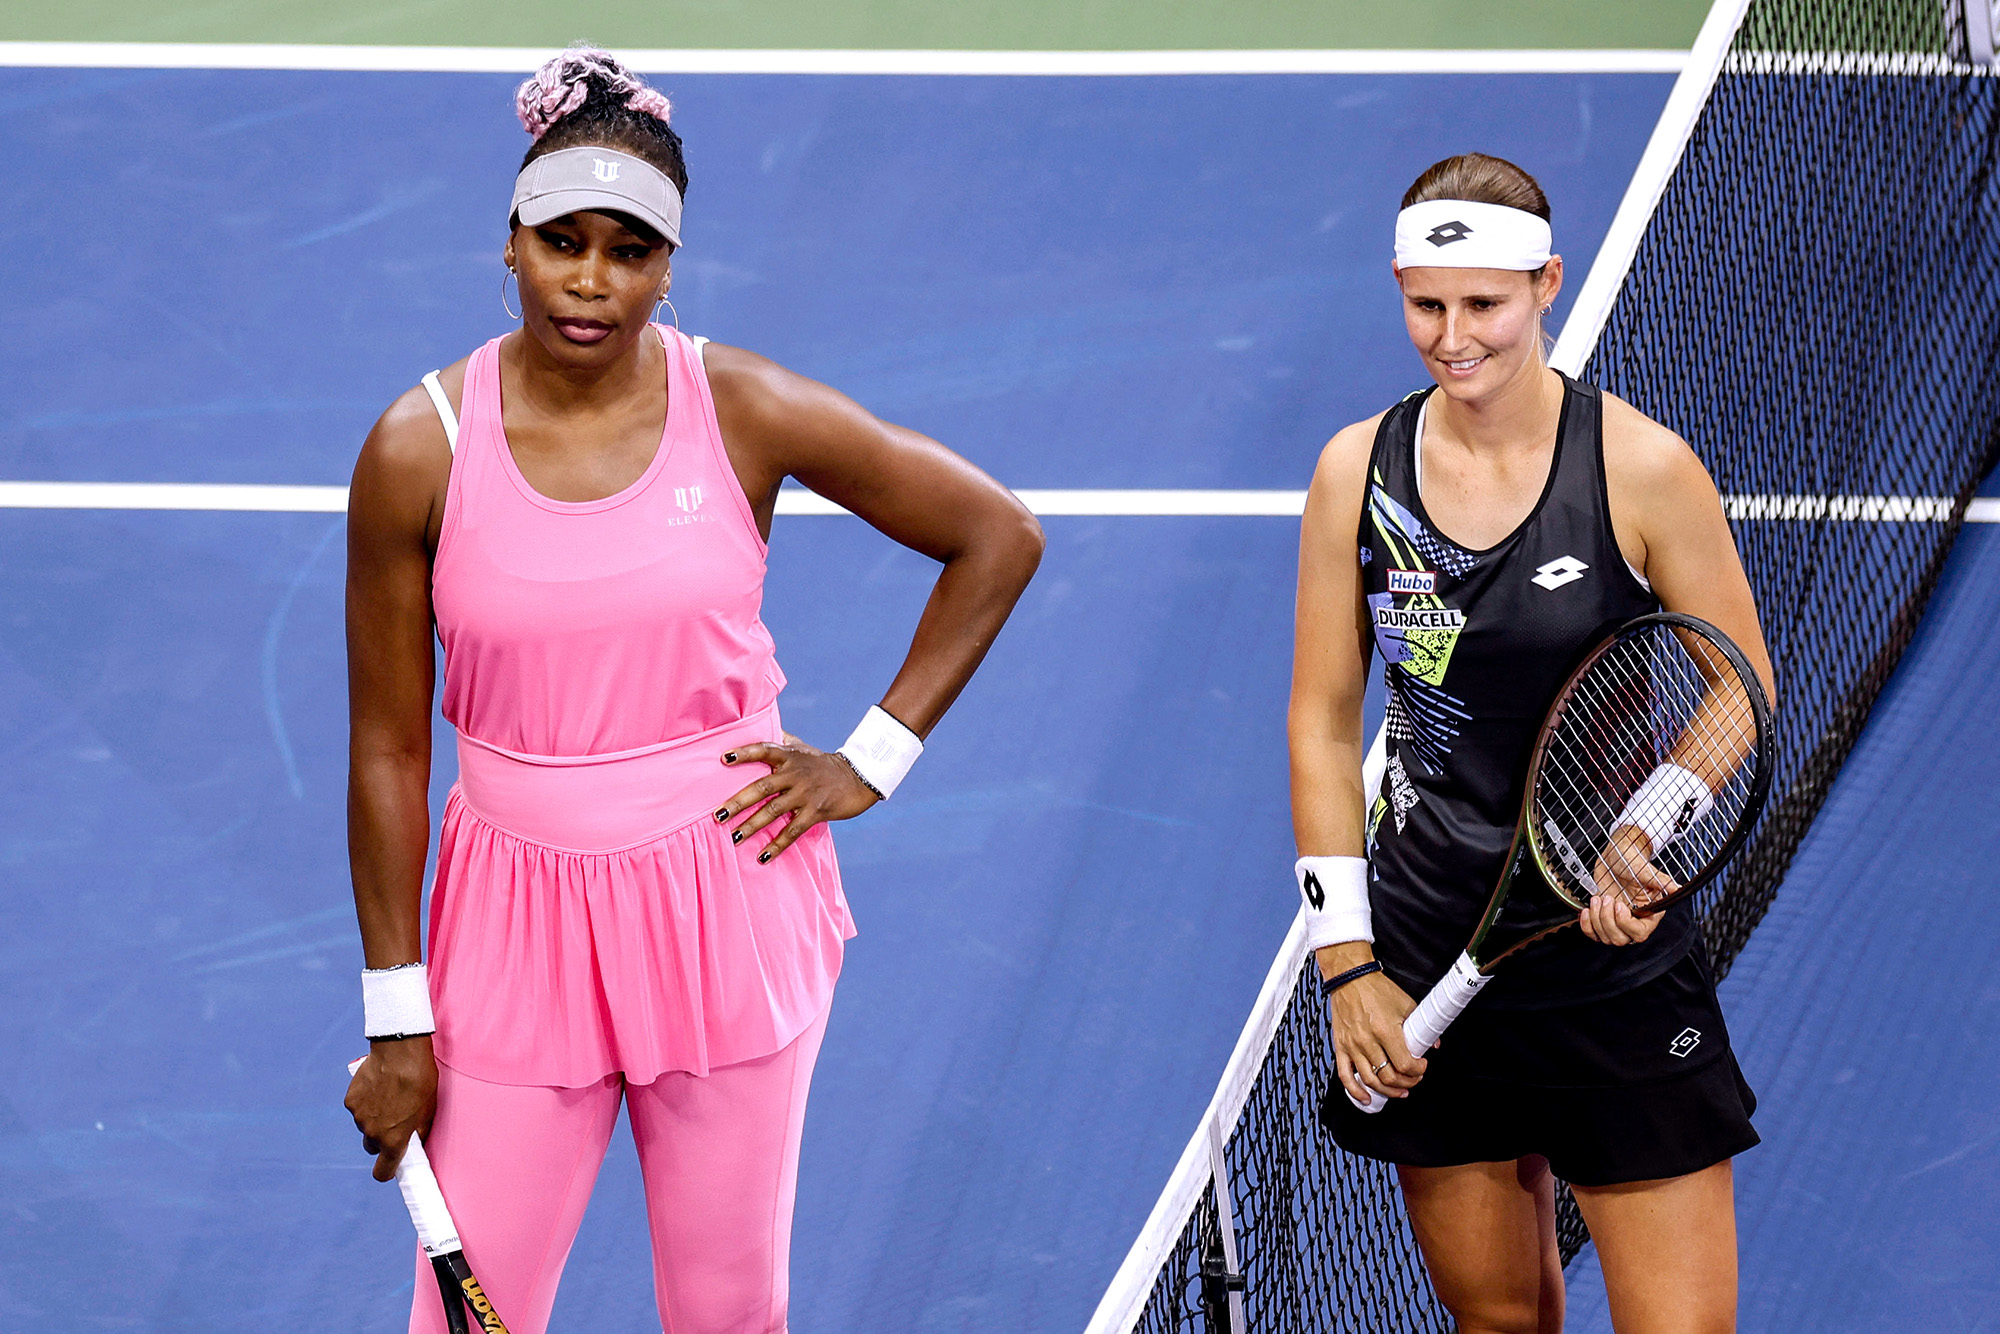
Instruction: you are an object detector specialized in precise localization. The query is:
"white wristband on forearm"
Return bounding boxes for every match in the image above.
[1296,855,1373,950]
[362,963,435,1040]
[1612,763,1715,856]
[837,705,923,800]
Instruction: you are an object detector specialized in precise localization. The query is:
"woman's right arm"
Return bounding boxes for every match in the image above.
[341,383,454,1182]
[1289,416,1426,1105]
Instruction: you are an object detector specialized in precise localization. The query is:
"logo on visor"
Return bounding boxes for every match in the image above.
[1426,221,1473,247]
[592,158,621,183]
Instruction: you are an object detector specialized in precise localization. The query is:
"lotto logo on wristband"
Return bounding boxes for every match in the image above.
[1301,869,1325,909]
[1387,568,1436,595]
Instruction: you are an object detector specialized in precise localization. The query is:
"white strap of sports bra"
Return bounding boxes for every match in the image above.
[419,371,459,454]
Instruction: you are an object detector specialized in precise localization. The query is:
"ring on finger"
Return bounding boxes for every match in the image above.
[1371,1059,1391,1075]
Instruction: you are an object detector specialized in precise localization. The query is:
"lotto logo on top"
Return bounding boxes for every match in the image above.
[592,158,621,183]
[1387,568,1436,596]
[1531,555,1590,590]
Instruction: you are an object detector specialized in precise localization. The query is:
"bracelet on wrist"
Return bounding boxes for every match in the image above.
[1319,959,1383,997]
[831,749,885,801]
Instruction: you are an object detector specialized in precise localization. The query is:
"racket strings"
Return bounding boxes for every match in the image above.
[1533,624,1763,909]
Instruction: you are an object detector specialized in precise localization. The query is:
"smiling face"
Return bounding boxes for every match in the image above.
[1396,258,1562,403]
[503,209,674,367]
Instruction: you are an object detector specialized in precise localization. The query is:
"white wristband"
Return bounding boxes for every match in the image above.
[1296,855,1373,950]
[362,963,435,1040]
[1612,763,1715,857]
[837,705,923,800]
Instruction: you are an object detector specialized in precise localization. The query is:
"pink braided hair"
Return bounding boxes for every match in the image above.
[515,46,673,141]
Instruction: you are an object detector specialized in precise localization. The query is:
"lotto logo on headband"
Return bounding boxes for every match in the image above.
[1395,199,1552,271]
[1388,569,1436,595]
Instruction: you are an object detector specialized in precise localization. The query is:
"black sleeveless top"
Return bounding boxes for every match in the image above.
[1359,375,1691,1008]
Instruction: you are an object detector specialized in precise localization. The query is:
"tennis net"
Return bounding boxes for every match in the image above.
[1089,0,2000,1328]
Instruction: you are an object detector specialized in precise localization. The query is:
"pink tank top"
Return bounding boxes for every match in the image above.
[433,328,785,755]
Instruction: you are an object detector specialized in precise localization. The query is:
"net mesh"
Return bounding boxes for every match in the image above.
[1118,1,2000,1328]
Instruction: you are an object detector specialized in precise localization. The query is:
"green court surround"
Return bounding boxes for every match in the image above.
[6,0,1711,52]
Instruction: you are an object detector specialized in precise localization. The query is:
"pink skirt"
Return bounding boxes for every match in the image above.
[426,703,855,1087]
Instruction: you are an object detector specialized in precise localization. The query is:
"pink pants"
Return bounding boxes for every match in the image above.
[409,1008,829,1334]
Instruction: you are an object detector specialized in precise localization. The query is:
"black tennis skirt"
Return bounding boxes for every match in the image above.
[1320,942,1758,1187]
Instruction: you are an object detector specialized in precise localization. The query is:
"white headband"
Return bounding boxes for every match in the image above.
[1394,199,1551,271]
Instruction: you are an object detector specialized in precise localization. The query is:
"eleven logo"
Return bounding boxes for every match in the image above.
[1531,554,1590,590]
[592,157,622,183]
[1387,568,1436,596]
[669,483,716,527]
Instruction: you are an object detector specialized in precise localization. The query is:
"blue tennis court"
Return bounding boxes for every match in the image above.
[3,51,1995,1334]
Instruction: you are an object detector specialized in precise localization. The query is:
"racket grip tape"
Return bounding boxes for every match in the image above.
[347,1057,464,1257]
[1350,951,1491,1114]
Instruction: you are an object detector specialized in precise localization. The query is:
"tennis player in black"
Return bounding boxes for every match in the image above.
[1289,154,1776,1333]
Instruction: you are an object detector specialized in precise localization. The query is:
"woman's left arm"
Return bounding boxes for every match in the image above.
[704,343,1046,860]
[1587,396,1779,944]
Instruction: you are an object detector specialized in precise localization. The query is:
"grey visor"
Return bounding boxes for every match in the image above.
[510,146,683,248]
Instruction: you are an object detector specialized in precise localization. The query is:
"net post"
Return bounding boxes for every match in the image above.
[1974,2,2000,64]
[1947,0,2000,63]
[1548,0,1755,376]
[1200,1118,1248,1333]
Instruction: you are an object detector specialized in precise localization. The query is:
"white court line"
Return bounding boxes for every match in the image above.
[1,482,1994,521]
[0,41,1687,75]
[0,482,350,512]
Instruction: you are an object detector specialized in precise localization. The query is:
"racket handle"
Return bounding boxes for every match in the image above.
[1350,951,1491,1114]
[347,1057,464,1257]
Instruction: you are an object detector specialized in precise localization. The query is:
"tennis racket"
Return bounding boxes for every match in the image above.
[1351,611,1774,1113]
[347,1057,511,1333]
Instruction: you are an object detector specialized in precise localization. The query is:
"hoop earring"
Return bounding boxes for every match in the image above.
[500,268,521,322]
[654,294,680,329]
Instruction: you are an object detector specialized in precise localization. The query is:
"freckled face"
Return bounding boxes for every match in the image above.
[504,209,674,368]
[1396,259,1561,401]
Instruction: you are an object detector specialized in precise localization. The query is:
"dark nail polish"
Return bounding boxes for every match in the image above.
[732,831,742,844]
[758,851,771,864]
[723,752,737,763]
[714,808,727,822]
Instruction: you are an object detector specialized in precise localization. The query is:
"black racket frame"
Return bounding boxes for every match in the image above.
[430,1250,509,1334]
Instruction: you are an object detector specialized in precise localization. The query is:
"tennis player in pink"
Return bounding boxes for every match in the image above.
[341,48,1044,1334]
